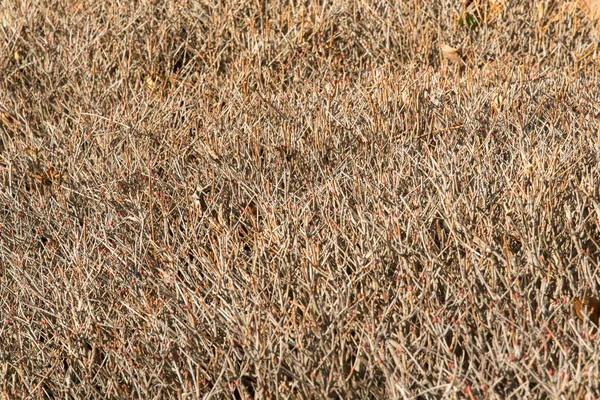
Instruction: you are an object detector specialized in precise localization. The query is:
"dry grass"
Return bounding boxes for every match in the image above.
[1,0,600,398]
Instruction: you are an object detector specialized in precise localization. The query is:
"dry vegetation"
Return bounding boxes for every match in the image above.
[2,0,600,398]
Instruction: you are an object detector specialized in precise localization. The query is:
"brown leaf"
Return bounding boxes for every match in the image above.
[24,147,42,162]
[574,292,600,326]
[501,233,522,254]
[591,0,600,20]
[440,43,463,64]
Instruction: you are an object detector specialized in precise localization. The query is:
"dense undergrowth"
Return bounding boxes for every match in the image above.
[1,0,600,398]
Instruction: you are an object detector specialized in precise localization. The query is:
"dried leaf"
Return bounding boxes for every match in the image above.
[145,76,155,91]
[591,0,600,20]
[490,92,505,114]
[501,233,521,254]
[24,147,41,161]
[440,44,463,64]
[574,293,600,326]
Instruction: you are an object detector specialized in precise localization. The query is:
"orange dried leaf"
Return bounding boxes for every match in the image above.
[440,44,463,64]
[591,0,600,20]
[24,147,40,160]
[145,76,155,91]
[574,294,600,326]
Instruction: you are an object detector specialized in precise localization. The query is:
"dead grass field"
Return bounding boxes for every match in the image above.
[2,0,600,398]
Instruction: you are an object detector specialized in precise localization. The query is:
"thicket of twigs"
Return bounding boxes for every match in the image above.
[2,0,600,398]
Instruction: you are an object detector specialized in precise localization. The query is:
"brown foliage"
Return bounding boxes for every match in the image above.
[574,292,600,326]
[1,0,600,398]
